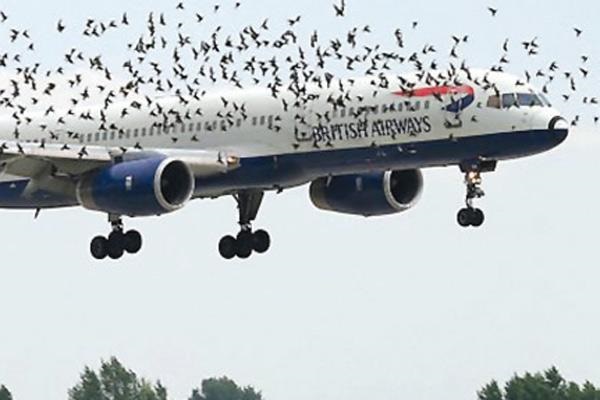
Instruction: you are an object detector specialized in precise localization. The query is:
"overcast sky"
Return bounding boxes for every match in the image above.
[1,1,600,400]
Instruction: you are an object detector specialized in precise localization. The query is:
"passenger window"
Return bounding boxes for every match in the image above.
[413,101,421,111]
[189,123,194,132]
[102,132,108,141]
[424,100,430,110]
[268,115,273,127]
[95,132,100,142]
[141,128,145,137]
[87,133,92,143]
[181,124,186,133]
[236,118,242,127]
[340,108,346,118]
[196,122,202,131]
[260,116,266,125]
[398,103,403,112]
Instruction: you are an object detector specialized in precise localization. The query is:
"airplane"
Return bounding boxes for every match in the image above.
[0,69,568,260]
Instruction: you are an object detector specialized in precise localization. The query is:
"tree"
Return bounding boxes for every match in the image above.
[68,357,167,400]
[479,367,600,400]
[189,377,263,400]
[68,357,263,400]
[0,385,12,400]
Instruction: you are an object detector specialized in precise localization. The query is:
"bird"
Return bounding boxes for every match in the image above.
[288,15,301,26]
[333,0,346,17]
[487,7,498,17]
[56,20,66,33]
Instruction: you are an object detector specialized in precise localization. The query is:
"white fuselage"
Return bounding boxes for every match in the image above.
[0,69,568,205]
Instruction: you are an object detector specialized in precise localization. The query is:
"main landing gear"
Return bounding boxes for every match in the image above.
[456,160,496,228]
[90,215,143,260]
[219,191,271,260]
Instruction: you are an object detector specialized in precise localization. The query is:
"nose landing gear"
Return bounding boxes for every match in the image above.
[218,191,271,260]
[457,160,496,228]
[90,215,143,260]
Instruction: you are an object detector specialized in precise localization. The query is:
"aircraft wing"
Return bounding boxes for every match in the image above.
[0,141,240,180]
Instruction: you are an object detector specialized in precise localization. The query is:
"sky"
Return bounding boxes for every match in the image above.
[1,1,600,400]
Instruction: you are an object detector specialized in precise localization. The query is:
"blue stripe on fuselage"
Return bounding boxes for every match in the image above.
[0,128,568,209]
[194,128,568,196]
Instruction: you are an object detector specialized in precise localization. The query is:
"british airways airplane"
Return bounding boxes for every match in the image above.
[0,69,568,260]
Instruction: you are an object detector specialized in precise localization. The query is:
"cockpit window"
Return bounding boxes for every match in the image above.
[487,95,501,109]
[517,93,544,107]
[501,93,545,108]
[502,94,518,108]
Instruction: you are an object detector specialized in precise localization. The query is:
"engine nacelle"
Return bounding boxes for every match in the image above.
[76,157,195,217]
[309,170,423,217]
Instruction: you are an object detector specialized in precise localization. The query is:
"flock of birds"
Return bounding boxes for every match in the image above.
[0,1,595,154]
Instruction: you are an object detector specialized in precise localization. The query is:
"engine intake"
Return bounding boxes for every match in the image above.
[309,170,423,217]
[77,157,195,217]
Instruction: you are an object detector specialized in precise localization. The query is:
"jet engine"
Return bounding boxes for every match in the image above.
[76,157,195,217]
[309,169,423,217]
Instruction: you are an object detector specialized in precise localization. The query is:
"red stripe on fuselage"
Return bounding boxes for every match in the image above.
[393,85,474,98]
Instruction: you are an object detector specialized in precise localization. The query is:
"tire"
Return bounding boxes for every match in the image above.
[471,209,485,228]
[252,230,271,254]
[236,231,253,259]
[457,208,473,228]
[90,236,108,260]
[107,231,125,260]
[218,235,237,260]
[124,230,142,254]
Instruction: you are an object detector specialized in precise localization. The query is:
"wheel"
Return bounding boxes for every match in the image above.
[457,208,473,227]
[124,230,142,254]
[107,231,125,260]
[90,236,108,260]
[471,209,485,227]
[236,231,253,259]
[252,230,271,254]
[219,235,237,260]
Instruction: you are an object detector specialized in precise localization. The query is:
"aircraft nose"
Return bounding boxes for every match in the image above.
[548,115,569,144]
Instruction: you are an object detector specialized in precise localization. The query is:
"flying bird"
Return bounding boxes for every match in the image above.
[333,0,346,17]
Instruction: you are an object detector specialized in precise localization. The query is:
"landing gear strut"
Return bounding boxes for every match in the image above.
[90,215,143,260]
[219,191,271,260]
[457,160,496,228]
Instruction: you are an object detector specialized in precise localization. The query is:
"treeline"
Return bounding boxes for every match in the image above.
[478,367,600,400]
[3,364,600,399]
[1,357,262,400]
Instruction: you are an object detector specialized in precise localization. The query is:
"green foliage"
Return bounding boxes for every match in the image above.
[68,357,167,400]
[0,385,12,400]
[68,357,263,400]
[479,367,600,400]
[190,377,262,400]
